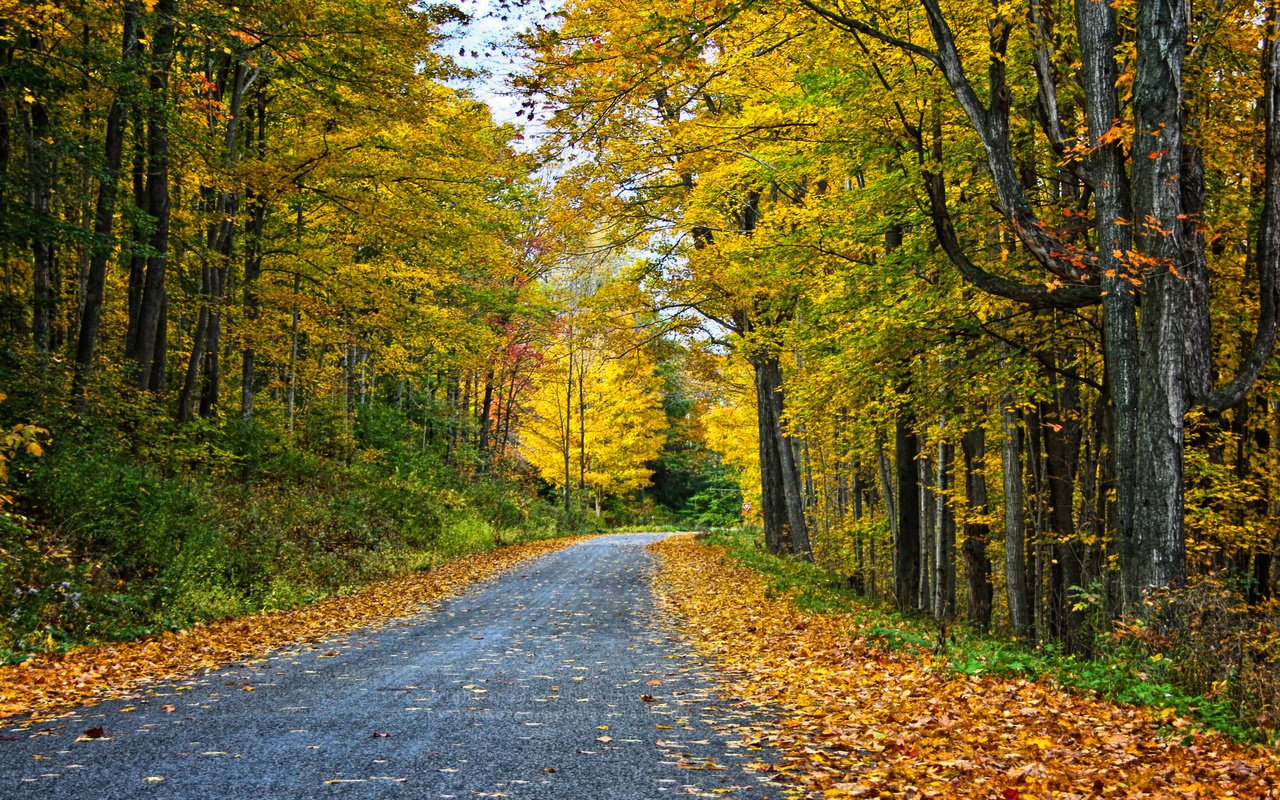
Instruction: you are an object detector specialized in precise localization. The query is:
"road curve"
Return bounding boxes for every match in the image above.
[0,533,779,799]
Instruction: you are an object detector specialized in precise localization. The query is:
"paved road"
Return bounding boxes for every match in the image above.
[1,534,780,799]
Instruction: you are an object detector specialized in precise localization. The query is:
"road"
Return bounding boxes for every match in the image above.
[0,534,780,799]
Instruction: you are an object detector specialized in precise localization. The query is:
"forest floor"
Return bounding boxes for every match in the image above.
[0,535,586,721]
[651,535,1280,798]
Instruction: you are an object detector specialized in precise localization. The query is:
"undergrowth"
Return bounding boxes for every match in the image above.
[0,402,576,664]
[704,528,1270,744]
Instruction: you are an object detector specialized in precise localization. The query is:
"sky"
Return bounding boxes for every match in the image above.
[438,0,553,130]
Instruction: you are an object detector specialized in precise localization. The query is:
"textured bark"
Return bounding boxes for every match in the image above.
[1002,400,1033,640]
[1043,386,1086,652]
[1074,0,1139,582]
[894,410,920,612]
[129,0,178,390]
[1123,0,1190,601]
[934,436,956,619]
[752,353,812,558]
[73,2,140,394]
[961,426,994,632]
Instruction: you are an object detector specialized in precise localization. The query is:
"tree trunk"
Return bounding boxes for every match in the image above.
[286,274,300,434]
[876,428,898,543]
[129,0,178,390]
[894,410,920,612]
[74,2,140,395]
[1043,383,1086,651]
[750,353,811,558]
[125,110,147,355]
[177,296,209,424]
[1003,399,1033,640]
[479,369,495,454]
[24,101,55,352]
[240,94,268,419]
[198,253,227,419]
[563,346,573,514]
[919,450,935,612]
[961,426,994,632]
[935,435,956,619]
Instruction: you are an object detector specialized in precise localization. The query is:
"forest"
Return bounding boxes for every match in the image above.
[2,0,1280,743]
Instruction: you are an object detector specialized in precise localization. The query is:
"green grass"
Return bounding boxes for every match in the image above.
[703,528,1265,744]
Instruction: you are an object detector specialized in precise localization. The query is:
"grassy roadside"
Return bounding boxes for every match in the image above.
[703,528,1265,744]
[653,534,1280,798]
[0,411,581,665]
[0,535,587,721]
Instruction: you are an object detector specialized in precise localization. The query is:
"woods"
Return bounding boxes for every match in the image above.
[519,0,1280,727]
[4,0,1280,743]
[0,0,696,661]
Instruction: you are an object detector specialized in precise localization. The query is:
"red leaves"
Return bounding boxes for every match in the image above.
[1001,789,1020,800]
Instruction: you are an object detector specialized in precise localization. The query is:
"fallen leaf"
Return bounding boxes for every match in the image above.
[0,538,586,721]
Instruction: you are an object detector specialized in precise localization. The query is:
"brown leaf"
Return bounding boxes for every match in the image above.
[0,538,586,721]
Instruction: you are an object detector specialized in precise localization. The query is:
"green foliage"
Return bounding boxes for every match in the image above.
[0,408,570,663]
[682,484,743,529]
[705,528,1268,743]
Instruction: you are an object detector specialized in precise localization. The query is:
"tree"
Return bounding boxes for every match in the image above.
[787,0,1280,603]
[518,316,666,514]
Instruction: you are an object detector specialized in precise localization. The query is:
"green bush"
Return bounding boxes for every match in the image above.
[1,411,571,663]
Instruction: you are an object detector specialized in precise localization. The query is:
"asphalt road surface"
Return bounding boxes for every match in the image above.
[0,533,782,799]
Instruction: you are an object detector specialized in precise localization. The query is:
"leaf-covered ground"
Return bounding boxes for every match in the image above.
[0,536,583,721]
[652,536,1279,799]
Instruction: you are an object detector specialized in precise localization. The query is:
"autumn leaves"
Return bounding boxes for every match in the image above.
[653,536,1280,798]
[0,537,580,721]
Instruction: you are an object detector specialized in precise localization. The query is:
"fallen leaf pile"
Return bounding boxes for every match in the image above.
[0,536,585,720]
[651,535,1280,799]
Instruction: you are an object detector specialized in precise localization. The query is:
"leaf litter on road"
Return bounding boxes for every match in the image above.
[0,537,585,721]
[651,535,1280,799]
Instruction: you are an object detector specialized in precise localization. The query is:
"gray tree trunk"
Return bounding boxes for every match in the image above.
[935,435,956,619]
[1002,399,1033,639]
[894,411,920,612]
[962,426,993,632]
